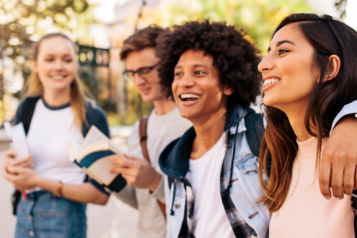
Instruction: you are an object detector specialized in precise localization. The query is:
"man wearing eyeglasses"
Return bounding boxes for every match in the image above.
[108,25,192,238]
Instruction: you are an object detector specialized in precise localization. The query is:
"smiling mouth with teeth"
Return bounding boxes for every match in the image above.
[52,75,67,80]
[180,94,200,101]
[263,78,280,87]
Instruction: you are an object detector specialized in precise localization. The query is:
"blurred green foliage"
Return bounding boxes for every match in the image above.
[79,66,104,103]
[0,0,94,60]
[115,80,153,126]
[0,0,111,125]
[0,0,97,100]
[335,0,347,19]
[145,0,312,53]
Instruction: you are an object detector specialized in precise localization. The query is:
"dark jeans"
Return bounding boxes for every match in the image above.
[15,191,87,238]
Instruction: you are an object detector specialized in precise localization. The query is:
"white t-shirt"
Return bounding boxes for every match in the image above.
[27,99,86,187]
[117,108,192,238]
[186,132,235,238]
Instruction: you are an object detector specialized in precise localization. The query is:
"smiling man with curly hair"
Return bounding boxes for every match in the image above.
[158,21,261,108]
[157,20,270,238]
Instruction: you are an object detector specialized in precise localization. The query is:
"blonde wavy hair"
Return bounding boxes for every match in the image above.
[22,33,87,131]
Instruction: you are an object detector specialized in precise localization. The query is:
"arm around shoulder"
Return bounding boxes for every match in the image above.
[320,99,357,199]
[330,100,357,133]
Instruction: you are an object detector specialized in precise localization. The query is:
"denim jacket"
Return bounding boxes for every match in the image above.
[159,100,357,238]
[159,105,270,238]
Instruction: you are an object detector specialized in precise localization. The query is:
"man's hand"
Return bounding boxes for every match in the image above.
[4,150,34,172]
[319,116,357,199]
[110,154,162,192]
[2,165,39,190]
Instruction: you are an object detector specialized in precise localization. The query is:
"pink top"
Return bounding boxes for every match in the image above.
[269,137,354,238]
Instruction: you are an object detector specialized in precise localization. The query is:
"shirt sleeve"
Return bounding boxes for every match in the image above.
[330,100,357,135]
[149,176,165,203]
[112,185,138,209]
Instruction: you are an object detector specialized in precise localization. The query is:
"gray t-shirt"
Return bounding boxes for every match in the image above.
[113,108,192,238]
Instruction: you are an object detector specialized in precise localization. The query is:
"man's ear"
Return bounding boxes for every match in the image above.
[223,86,234,96]
[322,54,341,82]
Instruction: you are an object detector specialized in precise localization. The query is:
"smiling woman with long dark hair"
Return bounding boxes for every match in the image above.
[258,13,357,237]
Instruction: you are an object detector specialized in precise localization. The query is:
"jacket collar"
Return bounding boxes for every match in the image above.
[159,104,248,178]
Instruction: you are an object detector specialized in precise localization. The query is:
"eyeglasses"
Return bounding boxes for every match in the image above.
[122,64,158,81]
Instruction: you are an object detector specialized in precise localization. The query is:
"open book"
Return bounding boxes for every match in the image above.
[68,126,126,193]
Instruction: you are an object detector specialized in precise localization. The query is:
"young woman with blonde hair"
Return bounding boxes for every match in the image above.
[2,33,110,238]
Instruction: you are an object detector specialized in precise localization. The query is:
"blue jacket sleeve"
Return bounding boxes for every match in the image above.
[330,100,357,135]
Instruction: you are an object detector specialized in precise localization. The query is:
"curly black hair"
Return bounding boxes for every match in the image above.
[157,20,261,107]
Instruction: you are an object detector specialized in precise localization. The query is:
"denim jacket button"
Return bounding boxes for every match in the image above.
[174,203,180,208]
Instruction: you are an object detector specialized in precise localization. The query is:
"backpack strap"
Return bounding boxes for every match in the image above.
[168,177,174,189]
[20,96,41,135]
[139,116,150,162]
[12,96,40,216]
[245,111,264,158]
[139,116,167,220]
[244,110,272,176]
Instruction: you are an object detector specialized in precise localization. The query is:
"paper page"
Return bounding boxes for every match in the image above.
[82,166,104,184]
[76,126,124,186]
[81,126,111,148]
[4,122,12,138]
[4,122,34,194]
[4,122,29,160]
[87,156,118,185]
[67,140,81,162]
[81,126,123,155]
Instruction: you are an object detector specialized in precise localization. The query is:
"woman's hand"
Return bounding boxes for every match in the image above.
[320,116,357,199]
[4,150,34,173]
[2,165,39,190]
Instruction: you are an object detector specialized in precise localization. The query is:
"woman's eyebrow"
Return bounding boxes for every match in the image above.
[276,39,295,47]
[268,39,295,53]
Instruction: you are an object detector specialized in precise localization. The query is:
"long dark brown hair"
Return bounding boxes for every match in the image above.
[258,13,357,213]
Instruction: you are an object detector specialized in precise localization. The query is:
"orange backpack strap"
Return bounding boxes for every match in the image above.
[139,116,166,219]
[139,116,150,163]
